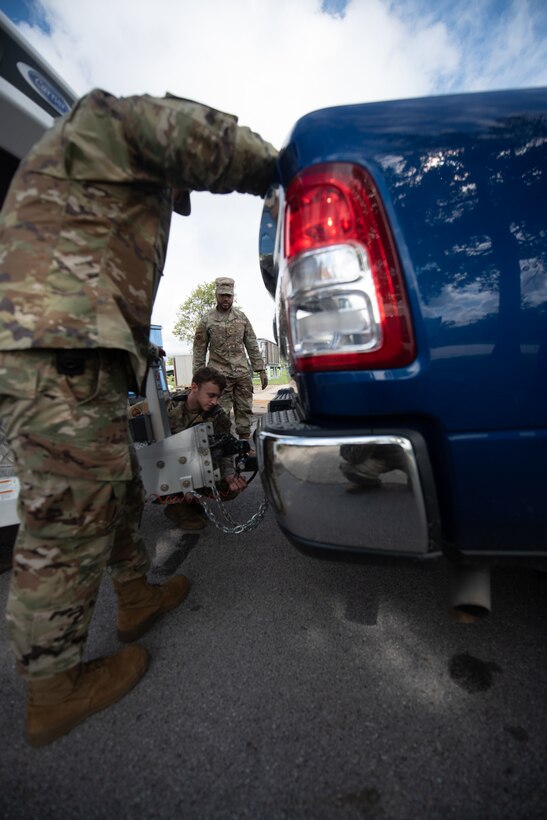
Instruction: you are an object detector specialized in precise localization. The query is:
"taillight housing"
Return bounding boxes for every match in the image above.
[280,162,415,372]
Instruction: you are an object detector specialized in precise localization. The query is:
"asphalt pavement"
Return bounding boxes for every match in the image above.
[1,387,546,819]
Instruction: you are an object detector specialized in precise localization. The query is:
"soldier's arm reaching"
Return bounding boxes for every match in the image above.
[210,407,240,482]
[63,90,278,197]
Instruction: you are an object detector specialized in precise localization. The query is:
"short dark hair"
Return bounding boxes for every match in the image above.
[192,366,226,392]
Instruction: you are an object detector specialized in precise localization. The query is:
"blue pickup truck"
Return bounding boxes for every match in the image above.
[257,87,547,619]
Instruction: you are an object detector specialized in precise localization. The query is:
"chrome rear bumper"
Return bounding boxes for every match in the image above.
[257,418,440,557]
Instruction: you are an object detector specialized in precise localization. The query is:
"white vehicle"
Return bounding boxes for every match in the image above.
[0,12,76,556]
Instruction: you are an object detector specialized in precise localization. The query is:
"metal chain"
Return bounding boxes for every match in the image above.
[192,486,269,534]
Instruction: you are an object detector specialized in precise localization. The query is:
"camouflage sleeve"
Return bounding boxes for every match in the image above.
[212,408,236,478]
[192,316,209,372]
[64,90,277,196]
[243,317,265,371]
[166,399,185,435]
[211,407,232,437]
[218,124,278,197]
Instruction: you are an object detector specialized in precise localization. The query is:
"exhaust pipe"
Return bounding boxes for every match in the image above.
[449,565,491,622]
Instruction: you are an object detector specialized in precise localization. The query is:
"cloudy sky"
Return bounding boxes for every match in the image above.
[2,0,547,354]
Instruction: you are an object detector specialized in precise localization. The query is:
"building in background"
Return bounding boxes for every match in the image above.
[171,339,283,389]
[258,338,282,379]
[171,354,193,388]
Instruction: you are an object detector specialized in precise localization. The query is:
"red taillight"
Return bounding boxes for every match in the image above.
[286,184,354,255]
[282,163,415,371]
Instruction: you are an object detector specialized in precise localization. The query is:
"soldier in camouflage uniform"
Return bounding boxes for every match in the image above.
[192,277,268,451]
[164,366,247,529]
[0,88,277,746]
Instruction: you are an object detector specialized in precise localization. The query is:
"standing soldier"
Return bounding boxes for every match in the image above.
[0,88,277,747]
[192,277,268,453]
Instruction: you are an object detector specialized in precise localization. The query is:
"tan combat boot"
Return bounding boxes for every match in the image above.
[113,575,191,642]
[26,644,149,748]
[164,500,206,530]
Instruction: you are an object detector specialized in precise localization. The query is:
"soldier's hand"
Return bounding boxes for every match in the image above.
[148,343,166,362]
[226,474,247,494]
[260,370,268,390]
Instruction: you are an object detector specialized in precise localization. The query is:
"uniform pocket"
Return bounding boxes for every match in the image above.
[0,351,39,399]
[62,351,101,404]
[19,473,119,539]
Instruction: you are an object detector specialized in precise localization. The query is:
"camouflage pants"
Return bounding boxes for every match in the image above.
[0,349,149,680]
[220,374,254,438]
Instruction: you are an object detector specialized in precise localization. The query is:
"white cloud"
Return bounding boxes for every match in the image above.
[13,0,547,353]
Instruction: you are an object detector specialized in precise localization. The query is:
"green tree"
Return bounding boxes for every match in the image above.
[172,281,217,344]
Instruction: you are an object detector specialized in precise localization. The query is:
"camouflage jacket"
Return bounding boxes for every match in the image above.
[192,306,265,377]
[0,89,277,389]
[167,391,234,478]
